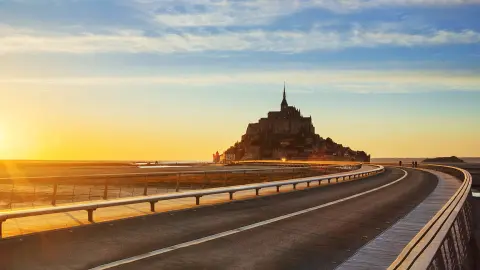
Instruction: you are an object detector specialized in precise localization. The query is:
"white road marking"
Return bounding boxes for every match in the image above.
[90,169,408,270]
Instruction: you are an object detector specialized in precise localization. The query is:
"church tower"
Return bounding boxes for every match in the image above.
[281,82,288,111]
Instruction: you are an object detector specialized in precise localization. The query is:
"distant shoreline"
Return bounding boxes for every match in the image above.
[1,157,479,165]
[0,160,211,168]
[371,157,480,163]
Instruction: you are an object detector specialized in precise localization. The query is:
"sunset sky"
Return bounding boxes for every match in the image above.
[1,0,479,161]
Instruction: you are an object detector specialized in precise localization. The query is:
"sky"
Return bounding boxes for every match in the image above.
[0,0,479,161]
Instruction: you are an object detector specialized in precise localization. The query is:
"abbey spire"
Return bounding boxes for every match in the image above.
[281,82,288,110]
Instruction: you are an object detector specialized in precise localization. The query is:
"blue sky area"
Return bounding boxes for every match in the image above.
[0,0,479,160]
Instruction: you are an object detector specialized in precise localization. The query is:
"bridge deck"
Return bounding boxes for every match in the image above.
[0,167,437,270]
[338,168,461,269]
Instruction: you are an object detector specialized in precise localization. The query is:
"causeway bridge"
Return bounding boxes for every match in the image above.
[0,161,476,269]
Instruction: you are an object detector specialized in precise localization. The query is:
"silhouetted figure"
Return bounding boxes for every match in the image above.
[399,161,402,166]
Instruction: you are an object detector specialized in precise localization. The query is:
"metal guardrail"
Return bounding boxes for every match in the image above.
[389,164,474,270]
[0,165,384,239]
[0,165,354,210]
[0,167,312,181]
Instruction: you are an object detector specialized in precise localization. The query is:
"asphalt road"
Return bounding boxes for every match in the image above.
[0,167,438,270]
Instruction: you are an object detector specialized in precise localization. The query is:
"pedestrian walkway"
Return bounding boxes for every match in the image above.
[337,168,461,270]
[1,165,376,239]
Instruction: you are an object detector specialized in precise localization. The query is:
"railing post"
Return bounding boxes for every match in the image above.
[277,186,280,192]
[195,196,201,205]
[52,183,58,206]
[176,173,180,192]
[256,188,260,196]
[307,181,310,187]
[293,183,297,190]
[0,219,4,239]
[149,201,157,212]
[103,180,109,200]
[87,209,96,223]
[229,192,234,200]
[143,181,148,196]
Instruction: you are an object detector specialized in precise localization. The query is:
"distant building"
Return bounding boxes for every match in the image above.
[212,151,220,163]
[218,83,370,162]
[220,153,236,164]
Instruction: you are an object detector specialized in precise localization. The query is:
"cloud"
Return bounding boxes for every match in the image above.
[0,26,479,54]
[2,69,479,93]
[131,0,480,28]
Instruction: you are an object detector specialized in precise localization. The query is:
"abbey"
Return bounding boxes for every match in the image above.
[219,84,370,162]
[246,84,314,137]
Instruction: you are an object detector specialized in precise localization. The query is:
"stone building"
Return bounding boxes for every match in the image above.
[222,84,370,162]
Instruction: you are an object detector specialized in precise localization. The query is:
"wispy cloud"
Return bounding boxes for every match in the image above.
[2,69,479,93]
[132,0,480,28]
[1,25,479,54]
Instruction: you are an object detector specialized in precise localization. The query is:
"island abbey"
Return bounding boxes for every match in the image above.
[214,84,370,163]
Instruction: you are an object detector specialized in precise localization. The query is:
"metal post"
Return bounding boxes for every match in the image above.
[0,220,4,239]
[229,192,234,200]
[149,201,156,212]
[277,186,280,192]
[70,185,75,203]
[256,188,260,196]
[103,180,109,200]
[143,182,148,196]
[87,209,95,223]
[52,183,58,206]
[9,184,14,209]
[307,181,310,187]
[176,173,180,192]
[196,196,201,205]
[293,183,297,190]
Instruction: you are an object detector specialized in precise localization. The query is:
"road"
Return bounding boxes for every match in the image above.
[0,167,438,270]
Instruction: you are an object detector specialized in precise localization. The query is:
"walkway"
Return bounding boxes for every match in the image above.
[337,168,461,269]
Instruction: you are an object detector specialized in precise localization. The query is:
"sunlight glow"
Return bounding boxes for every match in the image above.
[0,127,7,156]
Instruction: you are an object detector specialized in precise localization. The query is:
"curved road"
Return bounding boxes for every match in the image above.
[0,167,438,270]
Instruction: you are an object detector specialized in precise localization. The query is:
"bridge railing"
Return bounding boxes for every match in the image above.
[389,164,474,270]
[0,164,383,239]
[0,164,358,211]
